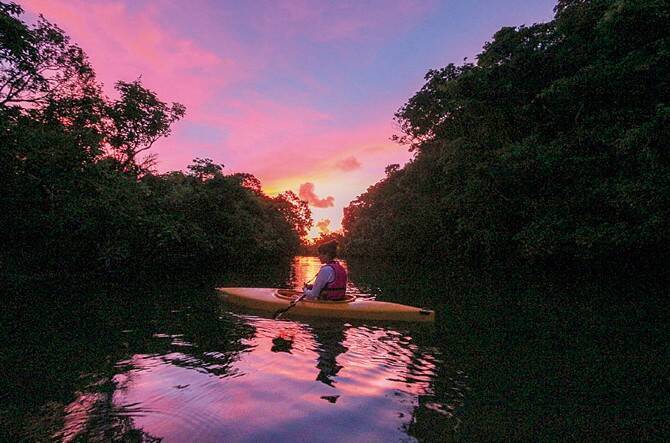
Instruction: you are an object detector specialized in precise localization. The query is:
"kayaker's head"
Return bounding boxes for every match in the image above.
[317,240,338,263]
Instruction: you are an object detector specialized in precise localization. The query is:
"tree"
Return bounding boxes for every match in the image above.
[187,157,224,180]
[229,172,262,193]
[272,191,313,240]
[345,0,670,269]
[0,2,97,109]
[107,79,185,172]
[1,2,307,279]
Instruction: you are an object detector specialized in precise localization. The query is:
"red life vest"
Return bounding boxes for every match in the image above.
[321,260,348,300]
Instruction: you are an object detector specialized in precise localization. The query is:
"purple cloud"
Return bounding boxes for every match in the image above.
[335,156,361,171]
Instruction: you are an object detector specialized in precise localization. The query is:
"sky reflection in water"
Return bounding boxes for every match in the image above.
[56,257,463,442]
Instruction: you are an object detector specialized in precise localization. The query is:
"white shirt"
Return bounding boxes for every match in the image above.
[303,265,335,299]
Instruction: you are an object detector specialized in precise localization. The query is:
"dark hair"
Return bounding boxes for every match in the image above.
[317,240,338,259]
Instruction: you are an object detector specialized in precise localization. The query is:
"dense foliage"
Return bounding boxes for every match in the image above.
[298,232,345,256]
[0,3,311,279]
[342,0,670,269]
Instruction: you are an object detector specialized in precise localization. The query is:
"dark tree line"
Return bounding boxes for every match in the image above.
[0,2,312,280]
[342,0,670,271]
[298,232,345,256]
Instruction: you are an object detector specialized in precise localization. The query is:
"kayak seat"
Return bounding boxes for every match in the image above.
[275,289,355,304]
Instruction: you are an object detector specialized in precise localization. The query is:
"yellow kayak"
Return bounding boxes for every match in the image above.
[217,288,435,323]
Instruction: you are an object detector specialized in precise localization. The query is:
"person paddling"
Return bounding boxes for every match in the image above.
[303,240,348,301]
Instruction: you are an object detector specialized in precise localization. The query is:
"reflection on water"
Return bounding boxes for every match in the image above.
[71,316,458,442]
[289,255,323,289]
[5,256,668,441]
[289,256,372,299]
[6,257,462,442]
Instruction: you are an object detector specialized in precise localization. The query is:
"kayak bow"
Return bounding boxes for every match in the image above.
[217,287,435,323]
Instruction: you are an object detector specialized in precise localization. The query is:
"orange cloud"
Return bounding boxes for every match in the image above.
[335,156,361,171]
[299,183,334,208]
[316,219,331,234]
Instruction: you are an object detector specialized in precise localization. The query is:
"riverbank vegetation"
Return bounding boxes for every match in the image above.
[0,2,312,281]
[298,232,344,256]
[342,0,670,273]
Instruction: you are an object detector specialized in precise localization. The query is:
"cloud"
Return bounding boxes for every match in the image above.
[20,0,417,238]
[20,0,413,183]
[316,219,331,234]
[335,156,361,171]
[258,0,437,43]
[299,183,335,208]
[21,0,233,106]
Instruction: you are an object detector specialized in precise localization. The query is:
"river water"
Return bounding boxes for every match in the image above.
[2,256,667,441]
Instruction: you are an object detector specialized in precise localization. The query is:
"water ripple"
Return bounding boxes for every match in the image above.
[51,257,467,442]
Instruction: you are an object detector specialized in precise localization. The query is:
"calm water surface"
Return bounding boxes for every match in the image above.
[3,256,667,441]
[2,257,462,442]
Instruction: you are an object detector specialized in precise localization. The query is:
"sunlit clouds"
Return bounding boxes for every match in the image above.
[316,219,332,235]
[299,183,335,208]
[335,156,362,171]
[19,0,557,238]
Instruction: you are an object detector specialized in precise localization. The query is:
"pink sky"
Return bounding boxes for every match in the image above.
[20,0,556,237]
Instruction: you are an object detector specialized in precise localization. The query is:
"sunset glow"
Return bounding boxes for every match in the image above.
[19,0,556,237]
[65,310,449,442]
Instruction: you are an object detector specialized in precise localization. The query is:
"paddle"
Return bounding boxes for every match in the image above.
[273,275,316,319]
[272,292,307,319]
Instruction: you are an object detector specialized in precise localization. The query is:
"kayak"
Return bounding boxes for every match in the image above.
[217,288,435,323]
[218,288,435,322]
